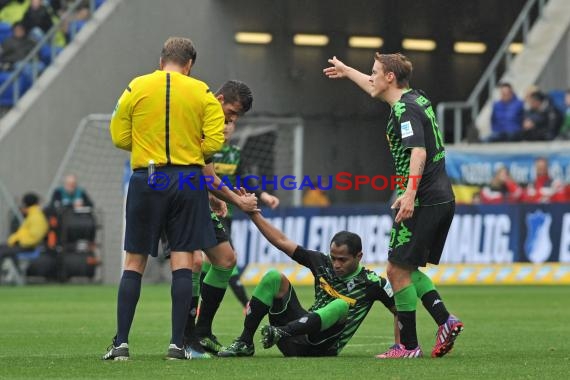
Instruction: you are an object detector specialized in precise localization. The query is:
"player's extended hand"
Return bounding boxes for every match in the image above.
[260,192,280,209]
[391,192,415,223]
[323,56,349,79]
[235,187,261,213]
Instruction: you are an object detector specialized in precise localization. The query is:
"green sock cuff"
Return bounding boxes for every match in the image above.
[252,269,282,306]
[192,271,201,295]
[201,261,212,274]
[411,270,436,298]
[203,264,233,289]
[394,284,417,312]
[314,299,349,331]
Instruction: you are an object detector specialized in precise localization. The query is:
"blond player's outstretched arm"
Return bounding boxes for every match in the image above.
[323,56,371,95]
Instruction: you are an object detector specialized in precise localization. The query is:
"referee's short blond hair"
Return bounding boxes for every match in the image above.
[161,37,197,66]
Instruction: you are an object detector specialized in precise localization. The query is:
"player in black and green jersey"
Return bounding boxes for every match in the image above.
[181,80,259,358]
[218,210,398,357]
[324,53,463,359]
[202,117,280,309]
[184,81,279,357]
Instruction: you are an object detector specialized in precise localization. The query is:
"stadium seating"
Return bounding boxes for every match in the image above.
[0,69,32,107]
[39,43,63,66]
[548,89,566,114]
[0,0,107,111]
[0,246,41,285]
[0,22,11,44]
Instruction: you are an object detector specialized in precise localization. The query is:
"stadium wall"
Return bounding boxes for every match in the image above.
[535,16,570,91]
[0,0,397,205]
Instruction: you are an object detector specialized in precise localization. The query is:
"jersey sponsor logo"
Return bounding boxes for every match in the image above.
[318,277,357,307]
[400,121,414,138]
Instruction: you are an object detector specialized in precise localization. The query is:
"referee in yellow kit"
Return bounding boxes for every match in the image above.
[103,37,225,360]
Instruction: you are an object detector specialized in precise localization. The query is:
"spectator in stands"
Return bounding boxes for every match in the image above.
[479,166,522,204]
[523,85,540,108]
[21,0,54,41]
[0,21,35,71]
[485,82,524,142]
[49,174,93,209]
[556,89,570,140]
[49,0,80,17]
[0,192,48,259]
[302,182,331,207]
[522,157,566,203]
[0,0,28,26]
[62,0,89,42]
[519,91,562,141]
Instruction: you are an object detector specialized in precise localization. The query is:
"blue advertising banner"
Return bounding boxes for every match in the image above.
[232,203,570,267]
[445,149,570,185]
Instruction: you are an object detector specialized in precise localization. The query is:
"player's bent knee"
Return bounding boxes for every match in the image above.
[329,298,349,318]
[204,242,236,269]
[261,268,282,287]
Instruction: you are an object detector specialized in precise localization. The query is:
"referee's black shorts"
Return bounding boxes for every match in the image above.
[388,200,455,267]
[124,165,217,257]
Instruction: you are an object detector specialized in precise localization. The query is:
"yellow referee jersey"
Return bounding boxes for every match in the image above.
[110,70,225,170]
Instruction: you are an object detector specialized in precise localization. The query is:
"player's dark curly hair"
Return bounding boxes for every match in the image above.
[161,37,197,66]
[330,231,362,257]
[216,80,253,114]
[374,52,413,88]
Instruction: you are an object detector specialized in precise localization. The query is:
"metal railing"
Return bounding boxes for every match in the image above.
[436,0,548,144]
[0,0,102,107]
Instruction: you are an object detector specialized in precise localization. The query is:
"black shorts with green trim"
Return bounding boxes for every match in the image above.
[388,200,455,267]
[210,211,230,245]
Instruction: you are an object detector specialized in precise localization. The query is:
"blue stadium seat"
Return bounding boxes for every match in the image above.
[0,22,11,44]
[0,246,41,285]
[39,43,63,66]
[0,68,34,107]
[549,90,566,114]
[68,19,87,40]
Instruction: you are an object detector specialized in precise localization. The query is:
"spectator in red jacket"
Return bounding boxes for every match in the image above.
[522,157,566,203]
[479,166,522,204]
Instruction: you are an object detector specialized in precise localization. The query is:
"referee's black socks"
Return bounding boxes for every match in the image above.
[171,268,193,347]
[116,270,142,344]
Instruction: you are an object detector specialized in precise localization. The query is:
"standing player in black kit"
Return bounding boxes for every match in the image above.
[324,52,463,359]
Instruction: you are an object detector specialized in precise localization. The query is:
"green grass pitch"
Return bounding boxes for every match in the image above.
[0,284,568,379]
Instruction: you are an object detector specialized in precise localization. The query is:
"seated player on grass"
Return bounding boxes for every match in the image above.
[218,210,399,357]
